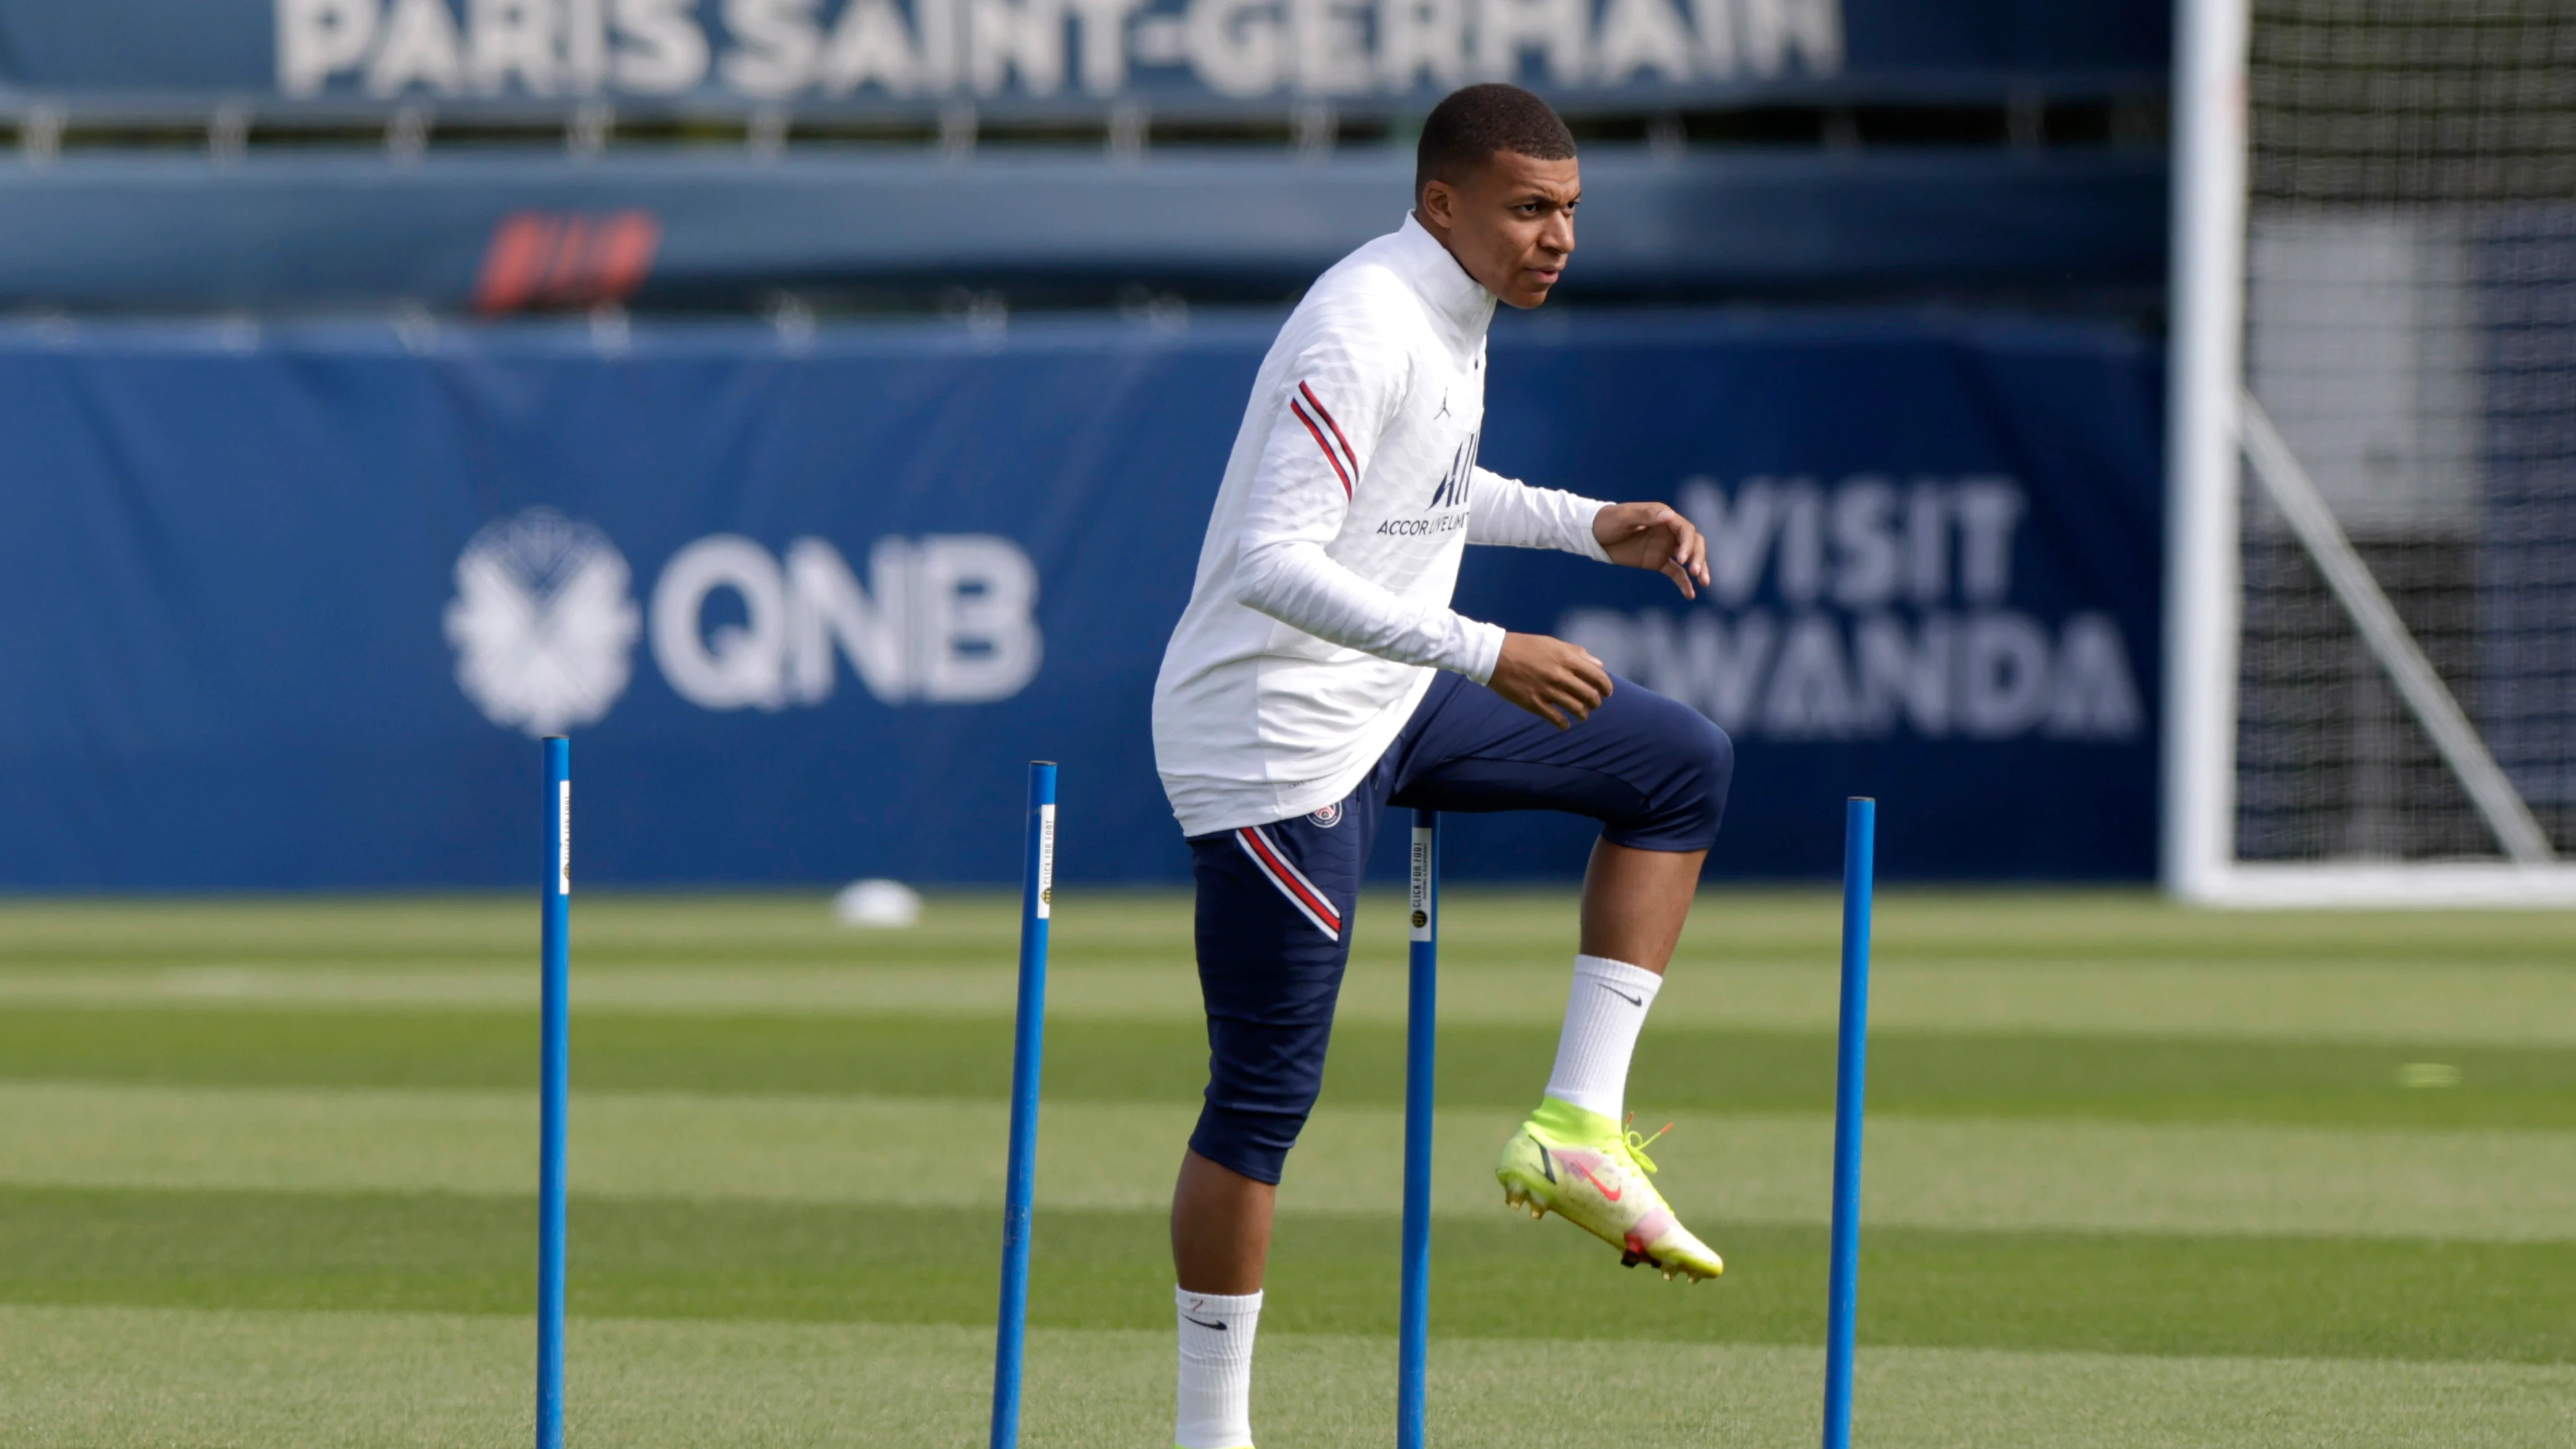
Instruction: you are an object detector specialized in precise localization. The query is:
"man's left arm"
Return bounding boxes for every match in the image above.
[1465,466,1710,600]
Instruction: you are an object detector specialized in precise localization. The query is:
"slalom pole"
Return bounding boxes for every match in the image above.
[535,736,571,1449]
[1397,810,1439,1449]
[1821,796,1876,1449]
[990,762,1058,1449]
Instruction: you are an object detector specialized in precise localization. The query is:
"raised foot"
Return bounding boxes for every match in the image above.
[1495,1099,1725,1283]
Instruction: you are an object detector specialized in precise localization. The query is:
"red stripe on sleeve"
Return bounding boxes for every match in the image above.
[1289,399,1353,497]
[1297,382,1359,476]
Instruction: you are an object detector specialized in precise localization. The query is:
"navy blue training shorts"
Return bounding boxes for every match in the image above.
[1185,671,1732,1184]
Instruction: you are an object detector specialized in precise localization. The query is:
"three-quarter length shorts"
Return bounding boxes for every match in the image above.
[1184,671,1732,1184]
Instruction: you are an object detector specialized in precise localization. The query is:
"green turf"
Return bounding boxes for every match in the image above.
[19,1083,2571,1240]
[17,954,2576,1046]
[3,1005,2565,1128]
[11,1308,2572,1449]
[4,887,2572,966]
[0,889,2569,1447]
[7,1185,2570,1363]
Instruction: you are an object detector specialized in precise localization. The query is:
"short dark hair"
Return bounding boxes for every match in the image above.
[1414,84,1577,200]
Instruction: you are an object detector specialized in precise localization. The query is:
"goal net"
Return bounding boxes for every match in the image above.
[2169,0,2576,902]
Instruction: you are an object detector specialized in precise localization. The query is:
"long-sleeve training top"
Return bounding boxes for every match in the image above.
[1152,213,1613,838]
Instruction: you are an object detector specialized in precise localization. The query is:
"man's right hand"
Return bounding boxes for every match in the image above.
[1487,633,1614,730]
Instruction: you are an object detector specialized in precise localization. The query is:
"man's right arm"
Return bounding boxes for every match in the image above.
[1231,351,1506,679]
[1228,345,1613,729]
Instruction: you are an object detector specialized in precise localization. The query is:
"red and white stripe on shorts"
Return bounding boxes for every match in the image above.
[1233,825,1342,940]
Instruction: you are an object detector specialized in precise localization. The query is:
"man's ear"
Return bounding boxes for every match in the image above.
[1418,178,1456,231]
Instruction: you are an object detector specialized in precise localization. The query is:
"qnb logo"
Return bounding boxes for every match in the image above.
[447,514,1043,732]
[650,533,1042,710]
[444,509,644,737]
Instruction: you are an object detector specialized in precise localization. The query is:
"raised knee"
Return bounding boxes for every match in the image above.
[1699,715,1735,795]
[1679,710,1734,833]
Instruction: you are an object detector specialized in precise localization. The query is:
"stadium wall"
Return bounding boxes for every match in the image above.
[0,151,2167,312]
[0,308,2162,889]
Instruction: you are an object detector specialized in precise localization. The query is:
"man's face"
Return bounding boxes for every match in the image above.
[1419,150,1580,308]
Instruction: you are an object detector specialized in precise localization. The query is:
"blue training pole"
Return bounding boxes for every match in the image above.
[990,761,1057,1449]
[1397,810,1439,1449]
[1822,796,1876,1449]
[535,736,570,1449]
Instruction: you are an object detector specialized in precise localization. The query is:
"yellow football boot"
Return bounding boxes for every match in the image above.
[1496,1097,1722,1281]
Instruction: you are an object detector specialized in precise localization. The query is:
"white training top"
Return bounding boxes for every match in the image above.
[1152,214,1611,838]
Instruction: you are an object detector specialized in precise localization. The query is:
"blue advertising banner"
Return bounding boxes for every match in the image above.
[0,0,2163,107]
[0,307,2159,889]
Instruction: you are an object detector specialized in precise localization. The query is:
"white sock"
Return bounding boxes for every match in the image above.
[1543,954,1663,1120]
[1174,1286,1262,1449]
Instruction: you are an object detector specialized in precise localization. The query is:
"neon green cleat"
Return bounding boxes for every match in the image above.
[1496,1098,1723,1281]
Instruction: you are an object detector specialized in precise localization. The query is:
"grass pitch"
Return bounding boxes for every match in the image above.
[0,889,2570,1447]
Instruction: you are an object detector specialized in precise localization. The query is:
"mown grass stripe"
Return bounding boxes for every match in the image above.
[4,890,2572,970]
[2,1007,2566,1129]
[10,1304,2572,1449]
[6,955,2574,1045]
[10,1083,2575,1242]
[3,1187,2569,1364]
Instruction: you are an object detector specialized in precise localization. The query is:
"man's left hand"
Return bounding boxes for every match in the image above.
[1592,502,1710,599]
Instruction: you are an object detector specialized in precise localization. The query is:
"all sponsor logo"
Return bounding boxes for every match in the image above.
[1378,434,1480,537]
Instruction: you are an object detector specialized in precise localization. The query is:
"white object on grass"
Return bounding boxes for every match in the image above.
[833,879,922,929]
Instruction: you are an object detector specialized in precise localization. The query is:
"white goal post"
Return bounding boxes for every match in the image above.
[2164,0,2576,906]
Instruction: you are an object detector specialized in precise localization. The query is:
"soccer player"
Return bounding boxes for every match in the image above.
[1150,82,1731,1449]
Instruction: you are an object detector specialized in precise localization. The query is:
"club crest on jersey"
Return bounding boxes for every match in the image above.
[1307,803,1344,828]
